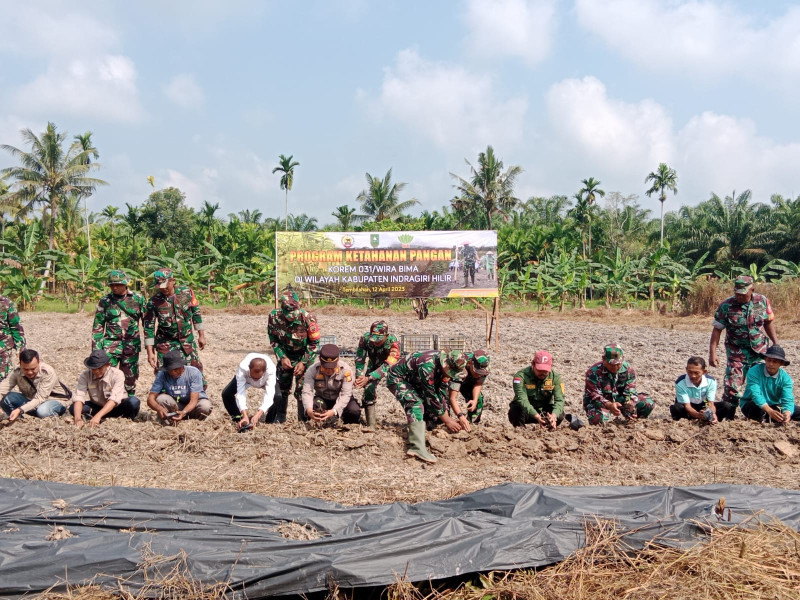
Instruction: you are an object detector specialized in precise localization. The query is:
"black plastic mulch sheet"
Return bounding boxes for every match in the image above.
[1,479,799,598]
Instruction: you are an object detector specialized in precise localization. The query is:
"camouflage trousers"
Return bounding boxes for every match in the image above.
[463,265,475,286]
[722,346,761,403]
[459,379,484,423]
[154,340,205,387]
[584,393,655,425]
[360,369,384,407]
[107,347,140,396]
[276,353,306,421]
[0,348,13,381]
[388,379,444,424]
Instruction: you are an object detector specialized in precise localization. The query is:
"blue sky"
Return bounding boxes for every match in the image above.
[2,0,799,225]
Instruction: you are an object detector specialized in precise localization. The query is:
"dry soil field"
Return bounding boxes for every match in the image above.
[2,306,799,505]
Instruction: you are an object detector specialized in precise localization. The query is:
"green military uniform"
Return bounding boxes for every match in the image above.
[354,320,401,426]
[143,269,205,378]
[509,366,565,426]
[462,243,477,287]
[268,291,321,421]
[0,295,25,381]
[91,270,145,395]
[448,350,490,423]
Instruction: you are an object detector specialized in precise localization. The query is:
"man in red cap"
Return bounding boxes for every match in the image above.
[508,350,565,429]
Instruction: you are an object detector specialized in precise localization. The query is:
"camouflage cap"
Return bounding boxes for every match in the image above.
[442,350,467,377]
[734,275,754,293]
[280,291,300,313]
[107,269,130,286]
[603,343,624,365]
[152,268,174,289]
[369,320,389,342]
[470,349,490,376]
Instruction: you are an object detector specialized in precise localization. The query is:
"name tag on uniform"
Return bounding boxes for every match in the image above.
[525,384,536,389]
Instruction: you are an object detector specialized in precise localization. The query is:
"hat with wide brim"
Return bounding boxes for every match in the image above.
[763,345,790,365]
[161,350,187,371]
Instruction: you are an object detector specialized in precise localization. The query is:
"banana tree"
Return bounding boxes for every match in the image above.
[58,254,107,311]
[0,222,60,309]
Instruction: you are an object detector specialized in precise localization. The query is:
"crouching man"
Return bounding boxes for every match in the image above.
[0,349,68,422]
[301,344,360,424]
[147,350,212,423]
[72,349,140,428]
[221,352,285,430]
[740,345,799,424]
[509,350,565,429]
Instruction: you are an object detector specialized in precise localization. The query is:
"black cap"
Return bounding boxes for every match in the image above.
[162,350,187,371]
[319,344,340,364]
[84,349,111,368]
[763,345,790,366]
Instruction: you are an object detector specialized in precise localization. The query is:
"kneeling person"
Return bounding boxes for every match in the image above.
[583,344,655,425]
[0,349,68,422]
[509,350,565,429]
[740,345,798,424]
[71,350,140,428]
[222,353,285,430]
[301,344,360,424]
[449,350,490,423]
[670,356,735,424]
[147,350,212,422]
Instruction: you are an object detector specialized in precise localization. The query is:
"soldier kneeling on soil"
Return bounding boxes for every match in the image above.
[71,350,140,428]
[387,350,471,464]
[670,356,735,424]
[353,320,401,429]
[583,344,655,425]
[508,350,566,429]
[147,350,212,423]
[448,350,490,424]
[740,345,799,425]
[301,344,361,425]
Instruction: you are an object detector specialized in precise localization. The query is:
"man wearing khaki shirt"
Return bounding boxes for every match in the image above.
[301,344,360,424]
[71,349,141,428]
[0,349,68,422]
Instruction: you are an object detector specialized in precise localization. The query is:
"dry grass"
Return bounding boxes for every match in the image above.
[380,518,800,600]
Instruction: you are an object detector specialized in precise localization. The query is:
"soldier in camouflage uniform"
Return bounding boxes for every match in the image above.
[447,349,490,423]
[268,291,321,422]
[386,350,470,463]
[353,320,401,428]
[143,269,206,381]
[91,270,146,395]
[583,344,655,425]
[709,275,778,409]
[0,294,25,381]
[461,242,477,288]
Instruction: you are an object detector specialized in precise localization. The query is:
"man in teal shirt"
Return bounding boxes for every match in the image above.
[740,345,798,424]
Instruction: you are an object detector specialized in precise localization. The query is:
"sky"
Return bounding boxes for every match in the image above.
[2,0,800,226]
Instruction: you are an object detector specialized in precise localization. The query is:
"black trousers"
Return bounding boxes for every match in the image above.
[669,400,737,421]
[300,395,361,424]
[508,401,564,427]
[69,396,140,420]
[741,400,800,422]
[221,376,286,424]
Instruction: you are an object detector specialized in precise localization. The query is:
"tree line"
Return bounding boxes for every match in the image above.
[2,122,800,312]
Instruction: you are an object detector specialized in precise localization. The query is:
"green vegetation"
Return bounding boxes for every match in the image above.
[3,123,800,312]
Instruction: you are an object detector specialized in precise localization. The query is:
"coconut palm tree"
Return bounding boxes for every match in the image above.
[450,146,522,230]
[332,204,357,230]
[73,132,99,258]
[100,205,120,265]
[645,162,678,246]
[1,122,107,289]
[272,154,299,230]
[355,169,419,223]
[287,213,318,231]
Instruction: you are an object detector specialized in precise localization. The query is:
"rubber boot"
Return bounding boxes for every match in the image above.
[364,404,377,429]
[406,420,437,463]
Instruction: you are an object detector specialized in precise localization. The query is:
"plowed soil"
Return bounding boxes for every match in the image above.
[2,307,798,505]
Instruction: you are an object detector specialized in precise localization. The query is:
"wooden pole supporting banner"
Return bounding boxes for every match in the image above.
[469,297,500,350]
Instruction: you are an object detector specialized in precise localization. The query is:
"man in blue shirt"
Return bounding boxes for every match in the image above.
[740,345,798,424]
[670,356,736,423]
[147,350,211,422]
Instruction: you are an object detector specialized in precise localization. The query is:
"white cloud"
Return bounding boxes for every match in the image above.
[161,168,220,208]
[463,0,557,65]
[365,49,527,152]
[163,74,206,110]
[575,0,800,84]
[12,55,144,122]
[0,115,42,149]
[541,75,800,205]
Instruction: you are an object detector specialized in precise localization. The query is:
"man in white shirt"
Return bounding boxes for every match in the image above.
[221,352,285,430]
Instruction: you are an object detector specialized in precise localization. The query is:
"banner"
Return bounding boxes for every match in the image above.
[276,231,498,299]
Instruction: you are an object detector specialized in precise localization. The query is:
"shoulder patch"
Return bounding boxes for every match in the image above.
[344,371,352,382]
[188,287,198,307]
[307,321,321,341]
[513,377,522,384]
